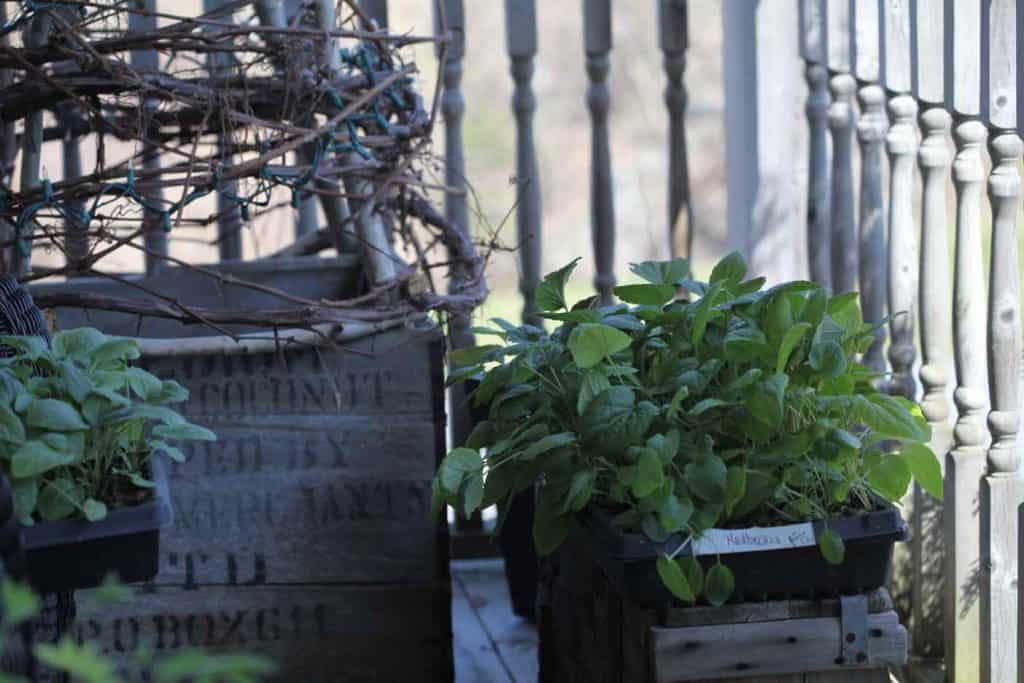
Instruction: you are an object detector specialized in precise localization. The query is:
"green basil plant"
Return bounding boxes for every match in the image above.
[0,328,215,525]
[433,253,942,606]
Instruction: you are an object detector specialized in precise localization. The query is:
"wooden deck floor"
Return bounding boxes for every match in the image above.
[452,559,539,683]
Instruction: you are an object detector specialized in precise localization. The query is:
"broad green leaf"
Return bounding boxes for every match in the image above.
[12,441,74,478]
[52,327,106,361]
[581,386,636,435]
[125,367,163,401]
[809,340,847,378]
[153,422,216,442]
[59,361,92,404]
[438,448,482,496]
[0,336,49,361]
[722,325,768,363]
[899,442,943,501]
[648,431,680,464]
[656,555,695,603]
[853,394,930,442]
[125,472,156,489]
[448,344,502,366]
[567,323,632,369]
[82,499,107,522]
[818,528,846,565]
[149,440,186,463]
[725,467,747,516]
[709,251,748,287]
[90,337,140,366]
[24,399,87,432]
[666,385,690,420]
[614,283,676,306]
[867,454,913,502]
[461,472,484,519]
[704,562,735,606]
[630,258,690,286]
[11,479,37,525]
[746,375,787,428]
[0,405,25,442]
[532,510,569,555]
[521,432,577,461]
[685,455,727,501]
[577,370,611,415]
[657,494,694,533]
[38,479,83,521]
[1,580,40,627]
[775,322,812,374]
[688,398,731,416]
[632,450,666,498]
[535,258,581,311]
[830,428,862,450]
[691,282,724,346]
[564,469,597,513]
[682,556,705,596]
[766,294,794,341]
[731,470,779,519]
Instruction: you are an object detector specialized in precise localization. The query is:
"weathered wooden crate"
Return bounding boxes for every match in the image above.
[539,528,907,683]
[32,257,453,682]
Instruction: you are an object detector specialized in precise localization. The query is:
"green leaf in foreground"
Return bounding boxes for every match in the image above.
[866,454,912,502]
[656,555,695,603]
[568,324,632,369]
[818,527,845,565]
[704,562,735,607]
[899,442,943,501]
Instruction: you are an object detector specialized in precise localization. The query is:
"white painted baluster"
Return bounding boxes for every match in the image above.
[583,0,615,303]
[659,0,691,262]
[911,0,951,662]
[882,0,918,399]
[800,0,831,287]
[504,0,543,325]
[981,2,1023,681]
[825,0,855,293]
[945,2,988,680]
[853,0,887,372]
[128,0,168,273]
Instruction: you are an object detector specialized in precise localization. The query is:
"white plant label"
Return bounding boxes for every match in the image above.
[691,522,816,556]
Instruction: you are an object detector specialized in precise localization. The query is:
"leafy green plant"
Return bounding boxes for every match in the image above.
[0,576,275,683]
[0,328,214,525]
[434,253,942,605]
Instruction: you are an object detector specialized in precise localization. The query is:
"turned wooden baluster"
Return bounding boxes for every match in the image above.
[800,0,830,287]
[911,0,951,659]
[883,0,918,400]
[204,0,242,261]
[128,0,168,273]
[945,3,988,679]
[584,0,615,304]
[826,1,855,293]
[659,0,691,262]
[980,2,1023,681]
[853,0,886,372]
[504,0,542,326]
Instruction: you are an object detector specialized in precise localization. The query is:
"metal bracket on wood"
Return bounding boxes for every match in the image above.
[839,594,870,666]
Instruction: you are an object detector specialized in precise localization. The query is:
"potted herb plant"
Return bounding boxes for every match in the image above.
[0,328,215,592]
[433,254,942,606]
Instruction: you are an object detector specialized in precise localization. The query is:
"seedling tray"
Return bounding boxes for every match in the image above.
[580,505,908,607]
[22,456,173,593]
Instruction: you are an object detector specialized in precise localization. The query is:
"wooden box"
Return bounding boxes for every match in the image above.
[34,257,453,682]
[539,529,907,683]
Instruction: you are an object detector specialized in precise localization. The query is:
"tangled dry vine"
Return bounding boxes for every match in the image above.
[0,0,487,339]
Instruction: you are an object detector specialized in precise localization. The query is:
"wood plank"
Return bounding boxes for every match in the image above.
[944,0,982,115]
[800,0,826,63]
[981,0,1016,130]
[825,0,852,73]
[452,568,514,683]
[651,612,906,682]
[453,560,538,683]
[853,0,880,83]
[882,0,912,93]
[74,584,453,683]
[663,589,893,628]
[980,476,1024,683]
[911,0,945,103]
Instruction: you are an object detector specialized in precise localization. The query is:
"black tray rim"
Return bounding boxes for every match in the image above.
[21,454,173,550]
[581,503,909,561]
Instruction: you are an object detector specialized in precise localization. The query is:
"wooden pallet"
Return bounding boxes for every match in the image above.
[539,530,907,683]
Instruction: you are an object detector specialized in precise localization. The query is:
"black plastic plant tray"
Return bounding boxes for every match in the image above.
[579,505,908,607]
[22,456,174,593]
